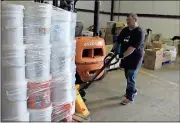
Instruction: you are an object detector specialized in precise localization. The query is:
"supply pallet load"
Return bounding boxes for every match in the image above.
[50,7,76,122]
[144,40,177,70]
[1,1,77,122]
[1,3,29,122]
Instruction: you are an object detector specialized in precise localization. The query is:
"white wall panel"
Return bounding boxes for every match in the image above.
[76,1,110,29]
[76,0,111,12]
[114,16,180,38]
[114,1,180,38]
[77,12,109,29]
[76,1,94,10]
[152,1,180,15]
[114,1,180,15]
[114,1,154,14]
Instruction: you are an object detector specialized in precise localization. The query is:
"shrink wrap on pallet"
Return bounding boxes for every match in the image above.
[1,2,29,122]
[50,7,77,122]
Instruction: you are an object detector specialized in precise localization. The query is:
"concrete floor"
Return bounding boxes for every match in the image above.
[85,61,179,121]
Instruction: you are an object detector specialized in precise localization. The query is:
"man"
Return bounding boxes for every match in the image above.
[112,13,145,105]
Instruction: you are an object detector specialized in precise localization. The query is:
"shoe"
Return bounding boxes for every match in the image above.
[124,91,137,97]
[120,98,131,105]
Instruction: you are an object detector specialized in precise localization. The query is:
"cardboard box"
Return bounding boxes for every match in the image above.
[152,41,167,50]
[162,51,171,62]
[152,34,162,41]
[145,42,153,49]
[105,34,114,45]
[144,49,163,70]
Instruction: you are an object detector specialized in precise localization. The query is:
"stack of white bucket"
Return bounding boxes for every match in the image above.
[1,3,29,122]
[23,2,52,121]
[50,7,77,122]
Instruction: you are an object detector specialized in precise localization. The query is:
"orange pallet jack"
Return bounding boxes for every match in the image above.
[73,50,120,121]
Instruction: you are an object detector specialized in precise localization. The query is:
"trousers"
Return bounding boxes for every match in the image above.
[124,64,141,101]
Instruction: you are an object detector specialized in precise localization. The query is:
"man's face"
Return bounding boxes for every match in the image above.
[126,16,136,28]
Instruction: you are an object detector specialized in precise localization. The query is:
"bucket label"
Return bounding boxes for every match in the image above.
[28,82,51,109]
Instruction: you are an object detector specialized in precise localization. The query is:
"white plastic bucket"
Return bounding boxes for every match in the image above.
[2,84,28,121]
[3,111,30,122]
[51,21,73,44]
[2,27,24,46]
[26,46,51,82]
[1,45,25,67]
[23,2,52,46]
[1,3,24,28]
[51,43,76,57]
[1,83,27,101]
[23,2,52,18]
[50,56,75,75]
[52,102,74,121]
[51,75,75,89]
[24,25,51,45]
[2,66,26,84]
[29,105,52,121]
[1,3,24,45]
[51,88,76,104]
[2,111,29,122]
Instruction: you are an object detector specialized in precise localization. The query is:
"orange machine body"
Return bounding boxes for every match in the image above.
[75,36,106,82]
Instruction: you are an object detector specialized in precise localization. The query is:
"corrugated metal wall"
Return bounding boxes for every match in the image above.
[114,1,180,38]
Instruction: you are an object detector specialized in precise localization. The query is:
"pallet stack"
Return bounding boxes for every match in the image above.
[50,7,77,122]
[1,3,29,122]
[23,2,53,121]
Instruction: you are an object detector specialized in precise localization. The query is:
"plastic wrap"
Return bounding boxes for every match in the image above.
[1,2,77,122]
[1,2,28,122]
[25,45,51,82]
[1,45,26,83]
[23,2,52,46]
[50,7,77,122]
[1,83,28,121]
[52,101,75,122]
[1,3,24,46]
[29,105,52,122]
[27,77,52,109]
[22,2,53,122]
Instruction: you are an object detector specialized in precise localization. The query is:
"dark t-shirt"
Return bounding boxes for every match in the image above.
[117,26,145,69]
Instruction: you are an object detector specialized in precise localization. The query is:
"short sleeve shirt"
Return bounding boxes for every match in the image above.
[117,27,145,69]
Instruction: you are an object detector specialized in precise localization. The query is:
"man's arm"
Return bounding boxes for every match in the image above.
[123,29,144,58]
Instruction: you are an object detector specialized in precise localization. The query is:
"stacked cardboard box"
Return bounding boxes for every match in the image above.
[104,21,126,45]
[144,48,163,70]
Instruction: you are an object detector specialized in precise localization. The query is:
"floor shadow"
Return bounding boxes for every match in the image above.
[86,95,124,106]
[88,102,124,112]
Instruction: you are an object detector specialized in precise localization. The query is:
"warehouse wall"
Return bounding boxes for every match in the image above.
[76,1,111,29]
[114,1,180,38]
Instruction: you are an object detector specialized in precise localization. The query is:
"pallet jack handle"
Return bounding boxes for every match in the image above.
[79,52,120,92]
